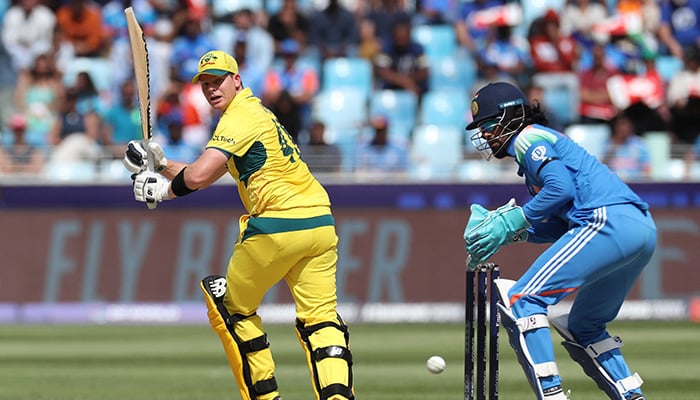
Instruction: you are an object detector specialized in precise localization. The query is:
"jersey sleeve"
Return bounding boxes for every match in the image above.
[206,112,260,157]
[515,129,576,223]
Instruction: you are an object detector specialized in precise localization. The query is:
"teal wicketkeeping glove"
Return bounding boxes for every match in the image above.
[465,199,530,266]
[464,204,492,270]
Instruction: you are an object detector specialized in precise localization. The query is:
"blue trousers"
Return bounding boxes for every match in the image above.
[509,203,656,391]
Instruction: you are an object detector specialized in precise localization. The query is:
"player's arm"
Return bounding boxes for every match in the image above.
[522,160,575,223]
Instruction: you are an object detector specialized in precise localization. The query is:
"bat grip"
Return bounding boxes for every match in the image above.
[145,141,158,210]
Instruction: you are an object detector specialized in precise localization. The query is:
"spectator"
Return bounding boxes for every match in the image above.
[230,33,265,96]
[577,42,617,123]
[373,17,429,97]
[169,12,215,84]
[454,0,506,54]
[559,0,609,48]
[361,0,411,44]
[308,0,359,60]
[526,84,565,131]
[156,109,199,164]
[667,45,700,143]
[1,0,56,71]
[299,120,342,173]
[476,24,531,87]
[72,71,107,115]
[354,114,409,173]
[471,58,518,96]
[658,0,700,59]
[101,80,142,156]
[47,88,102,162]
[357,17,382,61]
[212,9,274,77]
[0,113,44,174]
[529,9,578,73]
[14,53,63,143]
[261,38,319,142]
[603,111,652,181]
[413,0,458,26]
[267,0,309,51]
[0,31,16,132]
[55,0,105,58]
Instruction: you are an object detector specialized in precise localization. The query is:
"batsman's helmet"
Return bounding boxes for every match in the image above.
[466,82,531,160]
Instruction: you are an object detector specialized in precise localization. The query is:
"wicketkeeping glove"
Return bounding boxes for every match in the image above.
[464,203,491,271]
[133,171,171,208]
[464,198,530,265]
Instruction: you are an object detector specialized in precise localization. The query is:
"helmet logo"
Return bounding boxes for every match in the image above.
[471,100,479,117]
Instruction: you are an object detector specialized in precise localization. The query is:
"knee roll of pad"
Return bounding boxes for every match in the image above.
[201,275,279,400]
[296,317,354,400]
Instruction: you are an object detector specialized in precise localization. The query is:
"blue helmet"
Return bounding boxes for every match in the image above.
[466,82,531,160]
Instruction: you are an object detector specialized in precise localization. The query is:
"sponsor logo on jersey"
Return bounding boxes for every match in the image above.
[212,135,236,144]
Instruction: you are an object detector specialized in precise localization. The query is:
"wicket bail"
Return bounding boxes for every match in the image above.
[465,263,500,400]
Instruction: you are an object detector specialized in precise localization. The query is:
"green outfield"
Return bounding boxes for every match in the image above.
[1,321,698,399]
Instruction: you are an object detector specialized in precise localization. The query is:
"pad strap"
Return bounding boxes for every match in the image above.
[616,372,643,393]
[240,334,270,354]
[518,314,550,332]
[586,336,623,357]
[313,345,353,365]
[320,383,354,400]
[253,377,278,396]
[534,361,560,378]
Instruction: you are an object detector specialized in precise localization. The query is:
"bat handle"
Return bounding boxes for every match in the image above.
[145,140,158,210]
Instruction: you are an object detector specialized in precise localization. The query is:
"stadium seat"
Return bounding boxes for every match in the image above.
[410,124,465,179]
[411,24,457,60]
[43,160,98,182]
[322,57,373,98]
[312,88,368,130]
[369,89,418,139]
[655,55,683,83]
[564,123,611,160]
[419,90,469,128]
[643,131,671,180]
[429,54,477,92]
[62,57,113,92]
[532,72,579,126]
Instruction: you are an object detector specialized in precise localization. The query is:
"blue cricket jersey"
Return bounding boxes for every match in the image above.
[506,124,648,233]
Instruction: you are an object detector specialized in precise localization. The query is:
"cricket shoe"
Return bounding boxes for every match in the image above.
[543,385,571,399]
[627,394,645,400]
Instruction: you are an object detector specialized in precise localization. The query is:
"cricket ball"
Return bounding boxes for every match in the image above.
[426,355,446,374]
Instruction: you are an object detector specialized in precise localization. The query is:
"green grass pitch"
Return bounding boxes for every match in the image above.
[1,321,698,399]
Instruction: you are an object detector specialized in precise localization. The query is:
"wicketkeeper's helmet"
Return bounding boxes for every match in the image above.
[466,81,531,160]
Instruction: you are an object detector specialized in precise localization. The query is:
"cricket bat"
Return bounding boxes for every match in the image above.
[124,7,157,209]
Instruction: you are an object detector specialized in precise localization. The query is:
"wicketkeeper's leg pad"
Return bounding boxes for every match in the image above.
[550,314,644,400]
[495,279,561,400]
[201,275,279,400]
[295,316,354,400]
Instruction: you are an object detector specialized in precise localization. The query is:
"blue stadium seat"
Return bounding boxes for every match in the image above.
[43,160,98,182]
[565,123,611,161]
[429,54,477,92]
[369,89,418,139]
[410,124,465,179]
[312,89,368,130]
[532,72,579,126]
[62,57,113,92]
[411,24,457,60]
[322,57,373,98]
[655,55,683,83]
[419,90,469,128]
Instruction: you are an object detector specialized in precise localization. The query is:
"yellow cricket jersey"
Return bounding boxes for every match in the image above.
[206,88,331,219]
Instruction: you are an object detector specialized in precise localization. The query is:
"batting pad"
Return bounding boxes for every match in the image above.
[201,275,279,400]
[295,318,355,400]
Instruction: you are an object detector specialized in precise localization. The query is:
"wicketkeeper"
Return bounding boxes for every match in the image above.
[463,82,656,400]
[124,50,355,400]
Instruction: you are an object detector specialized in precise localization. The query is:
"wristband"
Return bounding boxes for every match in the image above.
[171,167,197,197]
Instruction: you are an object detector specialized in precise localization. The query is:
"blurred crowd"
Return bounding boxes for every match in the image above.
[0,0,698,182]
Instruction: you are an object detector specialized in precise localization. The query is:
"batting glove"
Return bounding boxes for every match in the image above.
[123,140,148,174]
[133,171,171,207]
[147,141,168,172]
